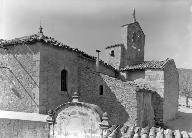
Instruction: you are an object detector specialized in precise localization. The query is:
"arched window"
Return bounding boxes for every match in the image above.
[110,50,115,57]
[99,85,103,95]
[61,69,67,91]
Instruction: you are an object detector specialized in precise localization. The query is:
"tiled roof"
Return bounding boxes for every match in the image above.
[105,43,124,49]
[121,58,173,71]
[0,33,116,71]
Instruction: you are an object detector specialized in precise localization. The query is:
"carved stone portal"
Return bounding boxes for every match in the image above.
[48,92,104,138]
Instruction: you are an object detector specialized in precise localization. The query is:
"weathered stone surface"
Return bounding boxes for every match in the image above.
[0,42,116,115]
[0,43,40,113]
[163,60,179,122]
[105,44,125,70]
[0,19,179,135]
[0,118,49,138]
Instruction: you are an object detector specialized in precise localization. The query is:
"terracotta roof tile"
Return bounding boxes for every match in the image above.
[121,59,173,71]
[0,33,116,71]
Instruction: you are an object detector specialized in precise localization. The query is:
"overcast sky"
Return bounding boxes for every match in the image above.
[0,0,192,69]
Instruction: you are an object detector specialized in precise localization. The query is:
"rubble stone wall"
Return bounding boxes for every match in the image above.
[79,71,137,126]
[0,43,40,113]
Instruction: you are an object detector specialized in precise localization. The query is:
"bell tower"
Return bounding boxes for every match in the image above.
[105,9,145,69]
[121,9,145,65]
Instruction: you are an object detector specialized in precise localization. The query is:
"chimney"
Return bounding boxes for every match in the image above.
[96,50,101,72]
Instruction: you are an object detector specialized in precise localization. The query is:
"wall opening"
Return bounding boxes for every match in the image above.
[61,69,67,91]
[110,50,115,57]
[99,85,103,95]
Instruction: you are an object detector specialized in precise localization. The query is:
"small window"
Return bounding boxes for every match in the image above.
[110,50,115,57]
[99,85,103,95]
[61,69,67,91]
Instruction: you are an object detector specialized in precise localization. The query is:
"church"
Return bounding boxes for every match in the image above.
[0,10,179,137]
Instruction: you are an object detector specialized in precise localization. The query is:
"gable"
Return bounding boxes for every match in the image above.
[0,33,116,71]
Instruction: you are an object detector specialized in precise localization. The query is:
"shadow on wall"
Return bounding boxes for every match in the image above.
[151,91,164,127]
[100,79,130,125]
[79,72,130,126]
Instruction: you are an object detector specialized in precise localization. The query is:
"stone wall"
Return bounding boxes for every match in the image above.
[123,22,145,66]
[0,42,116,114]
[39,43,116,114]
[105,45,126,69]
[39,44,79,113]
[0,43,40,113]
[0,111,49,138]
[164,60,179,122]
[79,69,137,126]
[136,91,154,127]
[0,119,49,138]
[151,91,163,125]
[145,69,164,124]
[145,70,164,97]
[100,74,137,126]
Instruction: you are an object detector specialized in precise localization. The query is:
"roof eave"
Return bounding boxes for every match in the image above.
[1,36,117,71]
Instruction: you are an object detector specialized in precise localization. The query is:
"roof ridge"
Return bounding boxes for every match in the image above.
[0,33,117,71]
[105,43,124,49]
[121,58,174,71]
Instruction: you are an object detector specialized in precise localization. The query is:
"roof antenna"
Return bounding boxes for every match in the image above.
[133,8,136,22]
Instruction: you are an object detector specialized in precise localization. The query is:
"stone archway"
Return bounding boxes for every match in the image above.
[48,92,104,138]
[54,104,102,138]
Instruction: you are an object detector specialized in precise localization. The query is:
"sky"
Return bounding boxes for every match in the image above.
[0,0,192,69]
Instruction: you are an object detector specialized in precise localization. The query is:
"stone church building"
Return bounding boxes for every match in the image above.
[0,11,179,136]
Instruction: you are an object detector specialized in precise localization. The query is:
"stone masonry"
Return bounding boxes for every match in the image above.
[0,12,179,130]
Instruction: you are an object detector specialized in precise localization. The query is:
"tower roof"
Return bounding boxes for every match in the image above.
[121,8,138,27]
